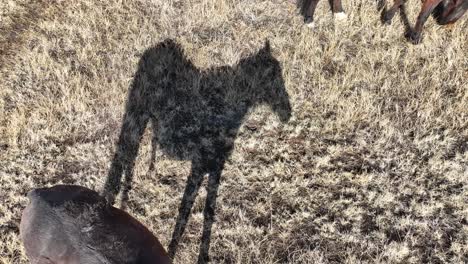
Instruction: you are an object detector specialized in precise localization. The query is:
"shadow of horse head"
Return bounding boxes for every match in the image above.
[102,39,291,263]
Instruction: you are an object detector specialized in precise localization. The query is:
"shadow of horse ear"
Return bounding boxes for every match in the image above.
[264,39,271,52]
[103,38,291,262]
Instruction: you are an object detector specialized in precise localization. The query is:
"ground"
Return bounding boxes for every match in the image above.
[0,0,467,263]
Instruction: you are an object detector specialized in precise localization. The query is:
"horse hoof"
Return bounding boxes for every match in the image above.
[405,31,422,44]
[382,12,393,25]
[304,17,315,28]
[334,12,348,21]
[305,21,316,28]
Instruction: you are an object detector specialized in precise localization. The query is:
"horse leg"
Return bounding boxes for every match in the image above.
[406,0,444,43]
[168,163,205,259]
[383,0,405,24]
[304,0,322,28]
[331,0,347,20]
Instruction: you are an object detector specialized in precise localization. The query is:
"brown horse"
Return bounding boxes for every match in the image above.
[383,0,467,43]
[20,185,171,264]
[300,0,347,28]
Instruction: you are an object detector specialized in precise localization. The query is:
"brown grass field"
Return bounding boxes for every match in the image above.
[1,0,467,263]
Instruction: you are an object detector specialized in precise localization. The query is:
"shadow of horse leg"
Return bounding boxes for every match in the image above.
[168,163,205,259]
[148,121,159,173]
[120,167,135,211]
[103,152,125,205]
[102,110,149,205]
[197,160,224,264]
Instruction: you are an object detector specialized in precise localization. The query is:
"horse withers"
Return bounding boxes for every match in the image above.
[20,185,171,264]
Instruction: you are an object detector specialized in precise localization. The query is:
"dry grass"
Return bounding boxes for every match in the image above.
[1,0,467,263]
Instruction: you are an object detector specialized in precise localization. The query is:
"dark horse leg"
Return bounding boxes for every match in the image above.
[330,0,345,12]
[102,108,149,206]
[329,0,347,19]
[304,0,322,27]
[383,0,405,24]
[406,0,444,43]
[168,162,205,259]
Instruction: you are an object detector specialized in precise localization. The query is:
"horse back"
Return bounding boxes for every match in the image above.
[20,185,171,264]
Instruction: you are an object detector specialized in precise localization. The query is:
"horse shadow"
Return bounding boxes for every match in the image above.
[102,39,292,263]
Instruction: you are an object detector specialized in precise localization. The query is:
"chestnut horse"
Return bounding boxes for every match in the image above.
[20,185,171,264]
[383,0,467,43]
[300,0,348,28]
